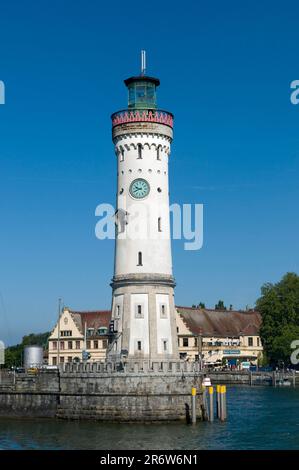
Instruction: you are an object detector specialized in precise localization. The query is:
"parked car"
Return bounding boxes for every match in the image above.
[40,365,58,371]
[240,361,251,370]
[27,367,38,375]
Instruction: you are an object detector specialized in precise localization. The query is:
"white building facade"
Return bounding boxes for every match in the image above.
[108,72,179,363]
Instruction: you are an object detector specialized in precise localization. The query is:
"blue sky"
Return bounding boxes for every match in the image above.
[0,0,298,345]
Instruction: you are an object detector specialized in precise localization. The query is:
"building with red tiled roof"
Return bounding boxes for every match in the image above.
[48,308,111,365]
[71,310,111,332]
[48,306,263,366]
[176,306,263,366]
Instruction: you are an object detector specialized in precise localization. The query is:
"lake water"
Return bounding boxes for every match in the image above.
[0,386,299,450]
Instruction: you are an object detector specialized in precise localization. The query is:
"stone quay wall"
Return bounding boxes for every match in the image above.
[209,370,298,386]
[0,362,204,422]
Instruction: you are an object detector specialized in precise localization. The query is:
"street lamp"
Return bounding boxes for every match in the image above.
[197,328,203,371]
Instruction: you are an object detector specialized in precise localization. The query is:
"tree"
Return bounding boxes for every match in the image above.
[215,300,227,310]
[256,272,299,366]
[192,302,205,308]
[3,344,23,368]
[4,331,50,368]
[22,332,50,348]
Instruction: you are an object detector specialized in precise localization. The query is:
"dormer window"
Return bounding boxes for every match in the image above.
[98,327,108,336]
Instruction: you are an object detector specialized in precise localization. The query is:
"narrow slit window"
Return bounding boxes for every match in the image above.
[137,305,142,315]
[137,341,142,351]
[160,304,167,318]
[163,340,168,351]
[120,148,124,162]
[157,146,161,160]
[137,144,142,159]
[137,251,143,266]
[158,217,162,232]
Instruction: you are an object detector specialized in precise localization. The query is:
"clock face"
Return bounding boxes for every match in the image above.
[129,178,150,199]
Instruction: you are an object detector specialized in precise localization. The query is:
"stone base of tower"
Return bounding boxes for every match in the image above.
[108,274,179,364]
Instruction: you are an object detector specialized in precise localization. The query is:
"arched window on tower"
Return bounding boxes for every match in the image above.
[120,148,124,162]
[137,144,142,159]
[158,217,162,232]
[137,251,143,266]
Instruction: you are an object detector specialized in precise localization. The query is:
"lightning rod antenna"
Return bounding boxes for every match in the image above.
[141,50,146,76]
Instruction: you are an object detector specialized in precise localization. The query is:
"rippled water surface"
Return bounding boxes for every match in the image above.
[0,387,299,450]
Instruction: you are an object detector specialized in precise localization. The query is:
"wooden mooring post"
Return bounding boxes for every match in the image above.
[208,386,214,422]
[216,384,221,418]
[191,387,197,424]
[220,385,227,421]
[202,383,228,423]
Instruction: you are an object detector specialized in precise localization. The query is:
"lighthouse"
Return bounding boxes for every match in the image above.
[108,53,179,363]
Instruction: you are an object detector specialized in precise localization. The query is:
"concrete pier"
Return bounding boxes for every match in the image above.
[0,362,204,422]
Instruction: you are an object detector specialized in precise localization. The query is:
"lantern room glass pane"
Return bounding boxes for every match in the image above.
[128,87,135,107]
[128,81,157,109]
[136,85,146,100]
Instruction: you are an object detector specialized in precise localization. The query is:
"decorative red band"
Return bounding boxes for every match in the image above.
[112,109,174,129]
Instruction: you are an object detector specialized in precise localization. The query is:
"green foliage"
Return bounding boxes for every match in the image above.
[22,332,50,348]
[4,332,50,368]
[3,344,23,368]
[259,351,269,367]
[256,272,299,366]
[192,302,205,308]
[215,300,227,310]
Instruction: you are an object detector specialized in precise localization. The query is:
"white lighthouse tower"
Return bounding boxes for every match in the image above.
[108,53,179,363]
